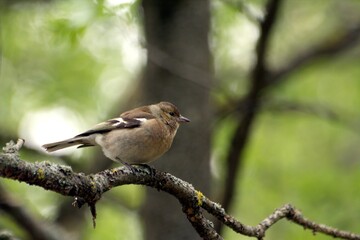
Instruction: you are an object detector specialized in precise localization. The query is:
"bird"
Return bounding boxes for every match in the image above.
[42,101,190,172]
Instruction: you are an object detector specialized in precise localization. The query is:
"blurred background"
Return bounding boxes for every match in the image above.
[1,0,360,239]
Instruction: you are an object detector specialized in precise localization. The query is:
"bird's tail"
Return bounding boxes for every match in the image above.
[42,137,88,152]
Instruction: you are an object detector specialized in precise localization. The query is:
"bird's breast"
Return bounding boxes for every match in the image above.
[96,122,174,164]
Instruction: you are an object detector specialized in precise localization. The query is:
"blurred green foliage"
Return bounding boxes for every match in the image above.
[0,0,145,239]
[1,0,360,239]
[213,1,360,239]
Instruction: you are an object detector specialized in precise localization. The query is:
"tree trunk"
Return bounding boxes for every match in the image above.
[140,0,213,239]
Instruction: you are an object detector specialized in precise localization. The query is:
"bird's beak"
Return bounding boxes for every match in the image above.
[178,115,190,123]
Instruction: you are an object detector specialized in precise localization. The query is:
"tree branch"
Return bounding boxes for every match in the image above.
[0,183,66,240]
[1,139,360,240]
[219,0,282,232]
[266,24,360,88]
[264,99,359,131]
[217,9,360,235]
[0,230,18,240]
[216,23,360,121]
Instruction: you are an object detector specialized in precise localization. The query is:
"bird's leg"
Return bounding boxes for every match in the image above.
[115,158,156,175]
[137,164,156,176]
[116,157,137,174]
[136,164,160,190]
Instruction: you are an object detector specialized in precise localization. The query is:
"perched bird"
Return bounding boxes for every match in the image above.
[42,102,190,172]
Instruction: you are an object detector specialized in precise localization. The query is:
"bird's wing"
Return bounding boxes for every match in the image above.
[120,106,155,119]
[75,117,147,137]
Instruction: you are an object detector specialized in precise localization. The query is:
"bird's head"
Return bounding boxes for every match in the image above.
[151,102,190,127]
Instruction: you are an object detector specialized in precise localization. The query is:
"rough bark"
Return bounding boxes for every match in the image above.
[1,140,360,240]
[140,0,213,239]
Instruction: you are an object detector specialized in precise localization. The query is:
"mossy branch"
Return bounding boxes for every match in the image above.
[1,140,359,240]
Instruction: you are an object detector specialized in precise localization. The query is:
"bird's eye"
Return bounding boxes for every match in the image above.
[169,112,175,116]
